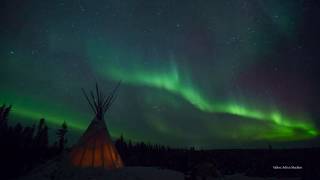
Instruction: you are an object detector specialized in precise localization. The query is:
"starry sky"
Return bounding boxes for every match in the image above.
[1,0,320,148]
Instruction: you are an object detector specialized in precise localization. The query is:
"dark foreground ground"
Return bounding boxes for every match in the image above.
[116,139,320,179]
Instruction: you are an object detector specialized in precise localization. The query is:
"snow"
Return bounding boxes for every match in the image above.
[19,157,299,180]
[21,166,184,180]
[221,174,299,180]
[20,166,300,180]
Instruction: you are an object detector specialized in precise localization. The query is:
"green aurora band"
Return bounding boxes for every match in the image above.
[0,91,125,139]
[2,55,318,142]
[87,44,318,141]
[0,91,86,130]
[1,56,318,142]
[107,68,317,139]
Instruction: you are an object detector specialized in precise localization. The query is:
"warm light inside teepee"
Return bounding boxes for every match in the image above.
[69,83,124,169]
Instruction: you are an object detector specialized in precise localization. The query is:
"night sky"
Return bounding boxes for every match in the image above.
[1,0,320,148]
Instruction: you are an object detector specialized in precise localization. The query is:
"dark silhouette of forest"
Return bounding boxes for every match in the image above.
[1,104,319,179]
[0,105,68,179]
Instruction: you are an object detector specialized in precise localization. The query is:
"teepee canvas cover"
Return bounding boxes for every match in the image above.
[70,83,123,169]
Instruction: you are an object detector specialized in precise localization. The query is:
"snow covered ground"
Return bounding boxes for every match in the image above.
[19,157,299,180]
[20,166,300,180]
[21,165,184,180]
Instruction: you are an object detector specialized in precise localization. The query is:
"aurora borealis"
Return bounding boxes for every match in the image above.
[1,0,320,148]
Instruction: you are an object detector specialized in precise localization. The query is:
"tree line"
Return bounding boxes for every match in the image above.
[0,104,68,179]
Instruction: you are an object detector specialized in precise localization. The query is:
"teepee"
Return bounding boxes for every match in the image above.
[69,83,124,169]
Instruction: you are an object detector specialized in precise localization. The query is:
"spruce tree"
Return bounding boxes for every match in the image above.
[56,121,68,152]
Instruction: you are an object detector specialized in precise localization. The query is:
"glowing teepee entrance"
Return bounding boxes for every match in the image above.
[70,83,123,169]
